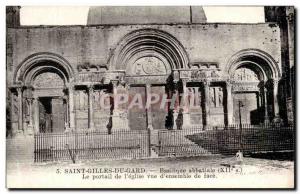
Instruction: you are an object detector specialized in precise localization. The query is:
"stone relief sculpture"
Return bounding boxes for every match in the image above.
[34,72,64,88]
[133,57,167,75]
[209,87,223,107]
[210,87,215,107]
[75,90,88,110]
[233,67,259,82]
[218,88,223,106]
[187,87,202,109]
[12,93,18,120]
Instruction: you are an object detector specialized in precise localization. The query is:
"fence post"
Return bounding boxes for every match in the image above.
[147,128,151,157]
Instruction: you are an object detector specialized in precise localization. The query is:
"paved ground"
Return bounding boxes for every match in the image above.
[6,155,294,189]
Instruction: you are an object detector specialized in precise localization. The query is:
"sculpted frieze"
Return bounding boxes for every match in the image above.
[77,72,106,83]
[232,83,259,92]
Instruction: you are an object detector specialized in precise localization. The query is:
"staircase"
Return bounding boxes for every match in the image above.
[154,129,212,157]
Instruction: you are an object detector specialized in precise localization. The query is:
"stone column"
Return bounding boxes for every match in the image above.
[10,90,17,136]
[263,86,270,124]
[64,96,69,129]
[33,97,39,133]
[87,84,95,130]
[172,81,179,129]
[27,98,34,135]
[203,81,210,129]
[111,80,119,130]
[272,79,280,121]
[226,82,233,125]
[68,85,75,130]
[181,79,190,128]
[146,84,153,130]
[110,81,130,130]
[16,87,23,133]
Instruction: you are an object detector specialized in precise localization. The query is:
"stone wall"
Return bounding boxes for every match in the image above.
[6,23,282,85]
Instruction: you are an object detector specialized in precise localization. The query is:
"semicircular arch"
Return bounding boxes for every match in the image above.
[14,52,74,85]
[226,49,280,80]
[110,29,190,71]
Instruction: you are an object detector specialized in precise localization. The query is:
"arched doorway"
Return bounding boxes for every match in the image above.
[125,55,173,130]
[227,49,281,125]
[231,65,264,124]
[112,29,189,130]
[33,70,66,133]
[13,53,74,134]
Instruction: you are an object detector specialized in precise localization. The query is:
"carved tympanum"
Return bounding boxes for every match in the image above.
[132,57,167,75]
[34,72,64,88]
[233,67,259,82]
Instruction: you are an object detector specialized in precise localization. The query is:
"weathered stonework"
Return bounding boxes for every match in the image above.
[6,6,294,138]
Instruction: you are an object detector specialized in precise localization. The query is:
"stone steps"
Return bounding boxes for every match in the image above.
[155,130,212,157]
[6,136,35,163]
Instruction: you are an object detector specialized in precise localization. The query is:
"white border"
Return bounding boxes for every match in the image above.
[1,0,299,193]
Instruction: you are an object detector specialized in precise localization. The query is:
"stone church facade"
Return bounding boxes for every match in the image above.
[6,6,295,137]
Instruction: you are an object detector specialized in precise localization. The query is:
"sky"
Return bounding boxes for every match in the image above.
[20,6,265,25]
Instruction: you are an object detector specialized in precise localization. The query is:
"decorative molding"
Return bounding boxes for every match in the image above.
[232,83,260,92]
[111,29,189,70]
[14,52,74,84]
[190,62,220,70]
[77,62,108,73]
[226,49,280,79]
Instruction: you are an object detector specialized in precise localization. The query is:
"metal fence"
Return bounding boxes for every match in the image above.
[34,123,294,162]
[157,123,295,156]
[34,130,150,162]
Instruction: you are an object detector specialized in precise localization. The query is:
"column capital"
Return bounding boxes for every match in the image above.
[67,83,75,90]
[87,84,95,91]
[110,80,119,88]
[146,84,151,90]
[226,81,233,88]
[271,79,279,86]
[203,81,210,87]
[27,97,34,102]
[181,78,188,84]
[16,86,24,92]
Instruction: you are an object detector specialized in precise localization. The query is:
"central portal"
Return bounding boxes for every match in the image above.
[128,86,147,130]
[151,85,168,129]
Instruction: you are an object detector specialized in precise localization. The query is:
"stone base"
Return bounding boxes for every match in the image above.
[26,125,34,135]
[264,118,270,124]
[112,111,129,130]
[272,114,283,124]
[64,127,75,133]
[14,130,25,137]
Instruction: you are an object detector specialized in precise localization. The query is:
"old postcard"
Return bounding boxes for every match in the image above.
[6,6,295,189]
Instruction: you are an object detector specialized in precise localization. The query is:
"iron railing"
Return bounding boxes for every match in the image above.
[34,129,150,162]
[34,123,294,162]
[157,123,294,156]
